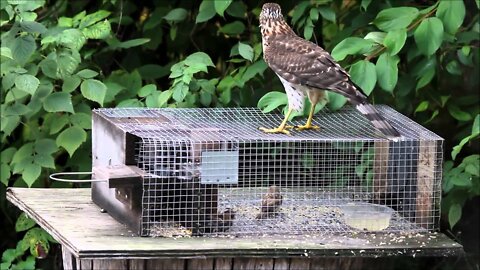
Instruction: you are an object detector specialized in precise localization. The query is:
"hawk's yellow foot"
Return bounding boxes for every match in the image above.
[259,107,294,135]
[295,102,320,131]
[259,125,294,135]
[296,123,320,131]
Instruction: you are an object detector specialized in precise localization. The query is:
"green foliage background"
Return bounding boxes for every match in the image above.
[1,0,479,269]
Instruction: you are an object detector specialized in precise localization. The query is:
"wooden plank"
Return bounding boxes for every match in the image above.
[215,257,233,270]
[289,258,310,270]
[146,259,185,270]
[92,259,127,270]
[62,246,76,270]
[233,258,273,270]
[79,259,93,270]
[128,259,146,270]
[187,258,214,270]
[310,258,363,270]
[416,140,436,228]
[6,188,463,259]
[273,258,289,270]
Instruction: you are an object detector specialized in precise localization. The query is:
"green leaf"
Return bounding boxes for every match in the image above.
[58,17,73,27]
[219,21,245,35]
[72,11,86,27]
[414,17,444,56]
[14,74,40,95]
[58,29,86,51]
[22,163,41,187]
[172,82,189,102]
[11,35,36,65]
[1,115,21,137]
[327,92,347,110]
[39,58,57,79]
[375,53,399,93]
[374,7,419,31]
[111,38,150,49]
[1,163,10,185]
[348,60,376,96]
[414,100,429,114]
[15,213,36,232]
[80,79,107,105]
[318,6,336,22]
[79,10,110,28]
[163,8,187,22]
[309,8,319,21]
[257,91,288,113]
[383,29,407,55]
[56,126,87,157]
[57,50,81,79]
[184,52,215,68]
[472,114,480,134]
[43,92,74,113]
[49,114,69,135]
[291,2,309,26]
[364,32,387,44]
[34,138,57,155]
[4,103,31,116]
[436,0,466,34]
[116,99,144,108]
[15,0,45,12]
[200,91,212,106]
[214,0,232,17]
[238,42,253,61]
[19,21,47,34]
[331,37,375,61]
[1,249,16,265]
[69,113,91,129]
[0,47,13,60]
[448,203,462,228]
[226,1,246,18]
[361,0,373,11]
[62,76,81,93]
[448,105,472,121]
[24,228,50,258]
[303,18,313,40]
[76,69,99,79]
[446,60,462,76]
[82,20,111,39]
[196,0,216,23]
[1,147,16,164]
[138,84,157,97]
[157,90,172,107]
[11,143,33,165]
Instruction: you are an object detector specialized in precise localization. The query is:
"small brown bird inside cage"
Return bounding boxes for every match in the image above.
[256,185,283,219]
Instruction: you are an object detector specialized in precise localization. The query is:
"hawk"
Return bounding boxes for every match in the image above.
[259,3,401,139]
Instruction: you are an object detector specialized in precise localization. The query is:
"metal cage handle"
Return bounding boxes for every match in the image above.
[49,172,108,183]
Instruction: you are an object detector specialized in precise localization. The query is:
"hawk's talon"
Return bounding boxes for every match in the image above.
[259,126,292,135]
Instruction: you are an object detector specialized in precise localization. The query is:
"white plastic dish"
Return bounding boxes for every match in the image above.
[341,202,394,231]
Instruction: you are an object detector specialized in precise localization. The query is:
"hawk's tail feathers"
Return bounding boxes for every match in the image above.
[355,103,402,141]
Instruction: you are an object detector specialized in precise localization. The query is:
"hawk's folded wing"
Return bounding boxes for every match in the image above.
[265,35,366,103]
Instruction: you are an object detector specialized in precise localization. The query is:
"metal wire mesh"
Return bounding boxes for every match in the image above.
[94,106,443,237]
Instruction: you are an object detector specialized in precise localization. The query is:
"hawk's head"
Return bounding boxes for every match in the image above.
[259,3,294,37]
[260,3,283,23]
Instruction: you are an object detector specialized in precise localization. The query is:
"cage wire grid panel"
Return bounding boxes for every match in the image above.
[92,106,443,237]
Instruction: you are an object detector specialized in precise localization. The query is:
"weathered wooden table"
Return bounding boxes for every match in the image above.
[6,188,463,270]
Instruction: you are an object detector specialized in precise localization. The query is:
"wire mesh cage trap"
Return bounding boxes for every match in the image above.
[90,106,443,237]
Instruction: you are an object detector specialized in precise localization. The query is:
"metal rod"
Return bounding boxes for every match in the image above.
[49,172,108,183]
